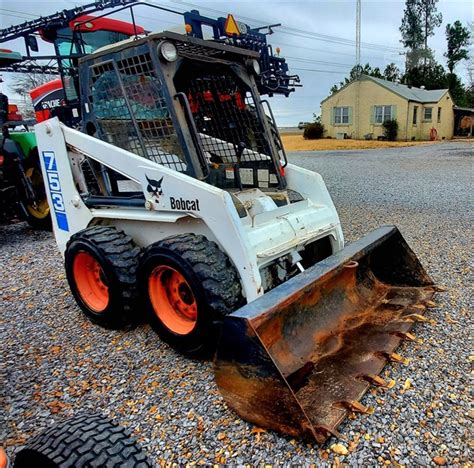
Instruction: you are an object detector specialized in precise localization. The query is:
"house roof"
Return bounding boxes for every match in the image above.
[364,75,448,103]
[453,105,474,113]
[321,74,449,104]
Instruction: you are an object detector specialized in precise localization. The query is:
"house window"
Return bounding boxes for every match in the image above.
[334,106,350,124]
[374,105,393,124]
[437,107,441,123]
[413,106,418,125]
[424,107,433,122]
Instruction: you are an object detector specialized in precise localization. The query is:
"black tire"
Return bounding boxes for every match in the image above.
[13,414,151,468]
[138,233,243,356]
[65,226,140,329]
[21,149,52,231]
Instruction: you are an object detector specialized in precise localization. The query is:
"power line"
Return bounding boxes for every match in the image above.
[176,1,403,53]
[286,56,352,69]
[292,67,349,74]
[274,40,387,60]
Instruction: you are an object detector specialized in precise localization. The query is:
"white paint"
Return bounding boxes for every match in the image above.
[35,118,343,303]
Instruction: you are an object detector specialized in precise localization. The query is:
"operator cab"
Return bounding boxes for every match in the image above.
[79,31,290,206]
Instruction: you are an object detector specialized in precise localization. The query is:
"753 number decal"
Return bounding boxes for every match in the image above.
[42,151,69,231]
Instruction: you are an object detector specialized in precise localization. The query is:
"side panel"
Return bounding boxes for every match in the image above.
[285,163,344,252]
[36,121,93,252]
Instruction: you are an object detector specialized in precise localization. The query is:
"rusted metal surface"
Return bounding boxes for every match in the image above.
[214,225,436,443]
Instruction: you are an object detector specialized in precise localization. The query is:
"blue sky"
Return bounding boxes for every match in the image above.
[0,0,472,125]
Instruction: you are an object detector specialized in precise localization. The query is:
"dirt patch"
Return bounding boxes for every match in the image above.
[281,135,440,152]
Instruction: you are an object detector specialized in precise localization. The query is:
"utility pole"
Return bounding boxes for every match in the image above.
[355,0,361,139]
[356,0,361,70]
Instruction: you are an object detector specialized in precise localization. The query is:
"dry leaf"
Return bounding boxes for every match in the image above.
[251,427,266,434]
[50,345,61,354]
[433,456,447,466]
[330,443,349,456]
[217,432,226,441]
[403,379,412,390]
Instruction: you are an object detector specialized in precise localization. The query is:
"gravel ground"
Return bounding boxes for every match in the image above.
[1,141,472,466]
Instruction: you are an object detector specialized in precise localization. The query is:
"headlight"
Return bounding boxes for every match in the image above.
[158,41,178,62]
[246,58,260,75]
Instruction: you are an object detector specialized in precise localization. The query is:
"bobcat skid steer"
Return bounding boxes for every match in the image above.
[36,31,438,443]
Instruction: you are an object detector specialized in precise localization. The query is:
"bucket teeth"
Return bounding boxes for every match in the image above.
[335,400,375,414]
[403,313,430,323]
[378,352,410,365]
[361,374,396,389]
[394,331,417,341]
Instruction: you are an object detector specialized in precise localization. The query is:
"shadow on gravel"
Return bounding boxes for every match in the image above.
[0,222,53,247]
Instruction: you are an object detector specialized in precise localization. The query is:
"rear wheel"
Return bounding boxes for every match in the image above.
[65,226,140,329]
[13,414,151,468]
[21,151,51,230]
[139,234,243,356]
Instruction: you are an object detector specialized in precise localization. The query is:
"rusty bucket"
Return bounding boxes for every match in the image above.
[214,226,436,443]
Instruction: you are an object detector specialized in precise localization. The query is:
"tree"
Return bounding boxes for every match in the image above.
[467,22,474,106]
[400,0,424,50]
[403,63,447,89]
[418,0,443,56]
[446,73,468,107]
[329,63,395,94]
[400,0,442,73]
[8,72,59,119]
[8,72,58,98]
[383,63,401,82]
[445,21,471,74]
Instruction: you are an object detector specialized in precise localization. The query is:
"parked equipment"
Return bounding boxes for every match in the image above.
[34,22,437,442]
[0,96,51,228]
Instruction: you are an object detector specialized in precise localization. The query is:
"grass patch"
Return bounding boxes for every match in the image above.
[281,135,440,152]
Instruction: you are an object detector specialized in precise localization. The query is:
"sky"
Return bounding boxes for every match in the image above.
[0,0,472,126]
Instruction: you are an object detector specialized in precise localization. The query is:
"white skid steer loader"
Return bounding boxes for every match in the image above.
[36,31,438,442]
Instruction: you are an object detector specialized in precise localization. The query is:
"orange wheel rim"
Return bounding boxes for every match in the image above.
[148,265,197,335]
[73,251,109,312]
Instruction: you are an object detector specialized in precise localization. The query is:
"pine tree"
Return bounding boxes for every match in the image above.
[400,0,442,72]
[445,21,471,74]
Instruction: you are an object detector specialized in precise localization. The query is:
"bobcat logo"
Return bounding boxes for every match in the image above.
[146,175,163,202]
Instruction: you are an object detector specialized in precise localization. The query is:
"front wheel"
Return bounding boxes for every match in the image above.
[138,234,243,357]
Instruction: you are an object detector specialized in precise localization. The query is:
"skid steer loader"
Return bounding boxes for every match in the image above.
[35,30,438,443]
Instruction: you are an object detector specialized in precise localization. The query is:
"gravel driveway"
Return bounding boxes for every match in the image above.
[1,141,472,466]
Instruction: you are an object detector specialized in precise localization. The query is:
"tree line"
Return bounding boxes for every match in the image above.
[330,0,472,107]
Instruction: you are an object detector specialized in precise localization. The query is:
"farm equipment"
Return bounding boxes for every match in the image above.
[33,21,437,443]
[0,92,51,228]
[0,5,147,227]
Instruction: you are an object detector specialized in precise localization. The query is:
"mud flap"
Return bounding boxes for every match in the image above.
[214,225,436,443]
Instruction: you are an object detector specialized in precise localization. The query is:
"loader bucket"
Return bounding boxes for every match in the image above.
[214,226,437,443]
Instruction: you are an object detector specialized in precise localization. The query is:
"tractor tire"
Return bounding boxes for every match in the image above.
[65,226,140,329]
[21,149,52,231]
[138,233,243,357]
[13,414,151,468]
